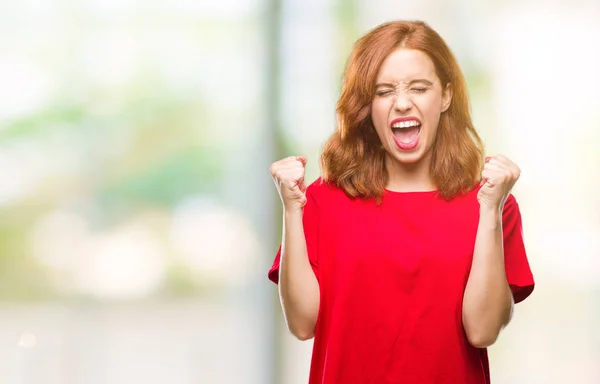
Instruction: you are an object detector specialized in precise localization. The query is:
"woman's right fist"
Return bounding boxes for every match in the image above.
[270,156,307,212]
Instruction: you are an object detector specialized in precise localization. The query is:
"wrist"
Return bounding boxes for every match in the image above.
[479,206,502,229]
[479,203,501,214]
[284,207,304,219]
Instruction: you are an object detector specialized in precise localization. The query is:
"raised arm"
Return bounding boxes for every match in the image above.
[270,156,320,340]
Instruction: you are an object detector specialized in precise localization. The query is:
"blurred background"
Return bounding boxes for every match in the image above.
[0,0,598,383]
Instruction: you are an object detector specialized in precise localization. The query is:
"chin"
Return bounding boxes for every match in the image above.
[392,151,424,164]
[387,140,428,164]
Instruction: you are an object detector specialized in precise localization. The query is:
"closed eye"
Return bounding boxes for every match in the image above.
[411,88,427,93]
[376,90,394,96]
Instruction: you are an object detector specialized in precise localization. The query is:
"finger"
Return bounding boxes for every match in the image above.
[279,156,306,168]
[481,156,491,185]
[276,167,304,178]
[484,162,518,181]
[270,157,294,174]
[483,162,507,173]
[484,158,516,172]
[480,169,495,186]
[282,176,301,190]
[492,157,514,171]
[482,166,519,190]
[485,156,512,174]
[296,156,307,166]
[298,179,307,193]
[486,154,512,165]
[486,156,507,167]
[275,163,306,176]
[282,155,306,166]
[493,154,512,164]
[277,169,305,186]
[275,156,302,167]
[490,155,520,173]
[270,168,302,186]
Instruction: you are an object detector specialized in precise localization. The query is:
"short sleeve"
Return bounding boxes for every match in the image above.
[267,184,320,284]
[502,194,535,303]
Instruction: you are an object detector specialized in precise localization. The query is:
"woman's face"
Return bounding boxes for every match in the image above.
[371,48,452,165]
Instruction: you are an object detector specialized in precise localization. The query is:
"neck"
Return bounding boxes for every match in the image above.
[385,153,436,192]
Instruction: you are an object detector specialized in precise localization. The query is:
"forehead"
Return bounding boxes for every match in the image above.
[376,48,437,83]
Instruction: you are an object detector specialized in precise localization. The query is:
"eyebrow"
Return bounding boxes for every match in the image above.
[375,79,434,88]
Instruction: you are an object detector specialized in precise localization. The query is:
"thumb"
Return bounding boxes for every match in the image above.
[480,156,491,186]
[296,156,307,166]
[299,179,307,193]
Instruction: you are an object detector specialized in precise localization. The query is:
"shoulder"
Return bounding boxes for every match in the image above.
[504,193,519,209]
[306,177,350,207]
[307,177,341,195]
[503,193,522,224]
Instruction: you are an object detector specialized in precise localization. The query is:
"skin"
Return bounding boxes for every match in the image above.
[270,48,521,346]
[269,156,319,340]
[370,48,452,192]
[464,154,521,347]
[371,48,518,347]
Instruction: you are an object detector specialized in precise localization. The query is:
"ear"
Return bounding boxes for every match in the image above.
[441,83,452,112]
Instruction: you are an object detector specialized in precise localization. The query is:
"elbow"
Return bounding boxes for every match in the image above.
[465,328,499,348]
[294,330,315,341]
[285,314,316,341]
[462,296,512,348]
[463,314,502,348]
[289,325,315,341]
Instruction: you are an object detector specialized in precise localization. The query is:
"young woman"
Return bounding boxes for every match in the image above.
[268,20,534,384]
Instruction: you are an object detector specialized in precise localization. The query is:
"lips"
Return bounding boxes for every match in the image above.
[390,117,421,150]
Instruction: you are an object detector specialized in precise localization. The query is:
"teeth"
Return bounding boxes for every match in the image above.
[392,120,420,128]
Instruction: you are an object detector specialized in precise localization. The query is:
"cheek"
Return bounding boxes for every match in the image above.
[371,100,389,127]
[369,102,390,143]
[419,96,443,126]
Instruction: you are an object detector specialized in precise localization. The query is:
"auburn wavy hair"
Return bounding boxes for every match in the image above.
[321,20,484,201]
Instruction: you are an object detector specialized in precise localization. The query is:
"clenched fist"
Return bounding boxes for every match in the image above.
[478,154,521,211]
[270,156,308,212]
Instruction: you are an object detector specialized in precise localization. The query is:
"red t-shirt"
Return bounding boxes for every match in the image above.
[268,178,534,384]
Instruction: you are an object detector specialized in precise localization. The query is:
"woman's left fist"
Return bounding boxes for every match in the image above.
[477,155,521,211]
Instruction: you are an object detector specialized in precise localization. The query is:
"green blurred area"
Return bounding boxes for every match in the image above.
[0,2,598,384]
[0,42,225,301]
[0,3,501,302]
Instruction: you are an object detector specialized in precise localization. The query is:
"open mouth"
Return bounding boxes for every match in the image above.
[391,119,421,149]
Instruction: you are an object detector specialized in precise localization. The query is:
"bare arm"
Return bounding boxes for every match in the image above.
[278,209,320,340]
[462,206,513,348]
[462,154,522,348]
[270,155,320,340]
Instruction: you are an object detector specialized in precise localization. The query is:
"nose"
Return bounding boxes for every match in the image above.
[394,93,412,112]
